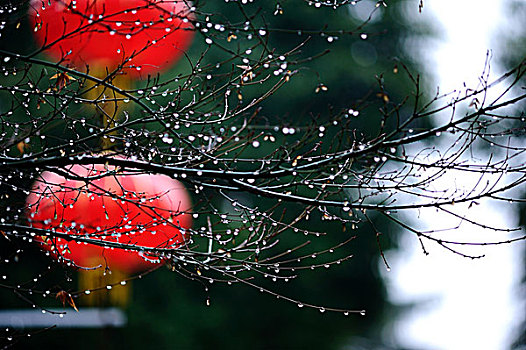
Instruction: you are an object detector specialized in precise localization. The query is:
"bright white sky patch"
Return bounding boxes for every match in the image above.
[387,200,522,349]
[429,0,504,91]
[384,1,524,349]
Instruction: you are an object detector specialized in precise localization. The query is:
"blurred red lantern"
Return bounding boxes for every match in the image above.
[29,0,195,77]
[26,161,192,274]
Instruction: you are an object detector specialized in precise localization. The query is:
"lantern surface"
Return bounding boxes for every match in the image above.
[26,162,192,274]
[29,0,195,77]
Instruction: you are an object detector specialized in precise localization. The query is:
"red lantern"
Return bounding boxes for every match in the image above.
[29,0,195,77]
[26,161,192,274]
